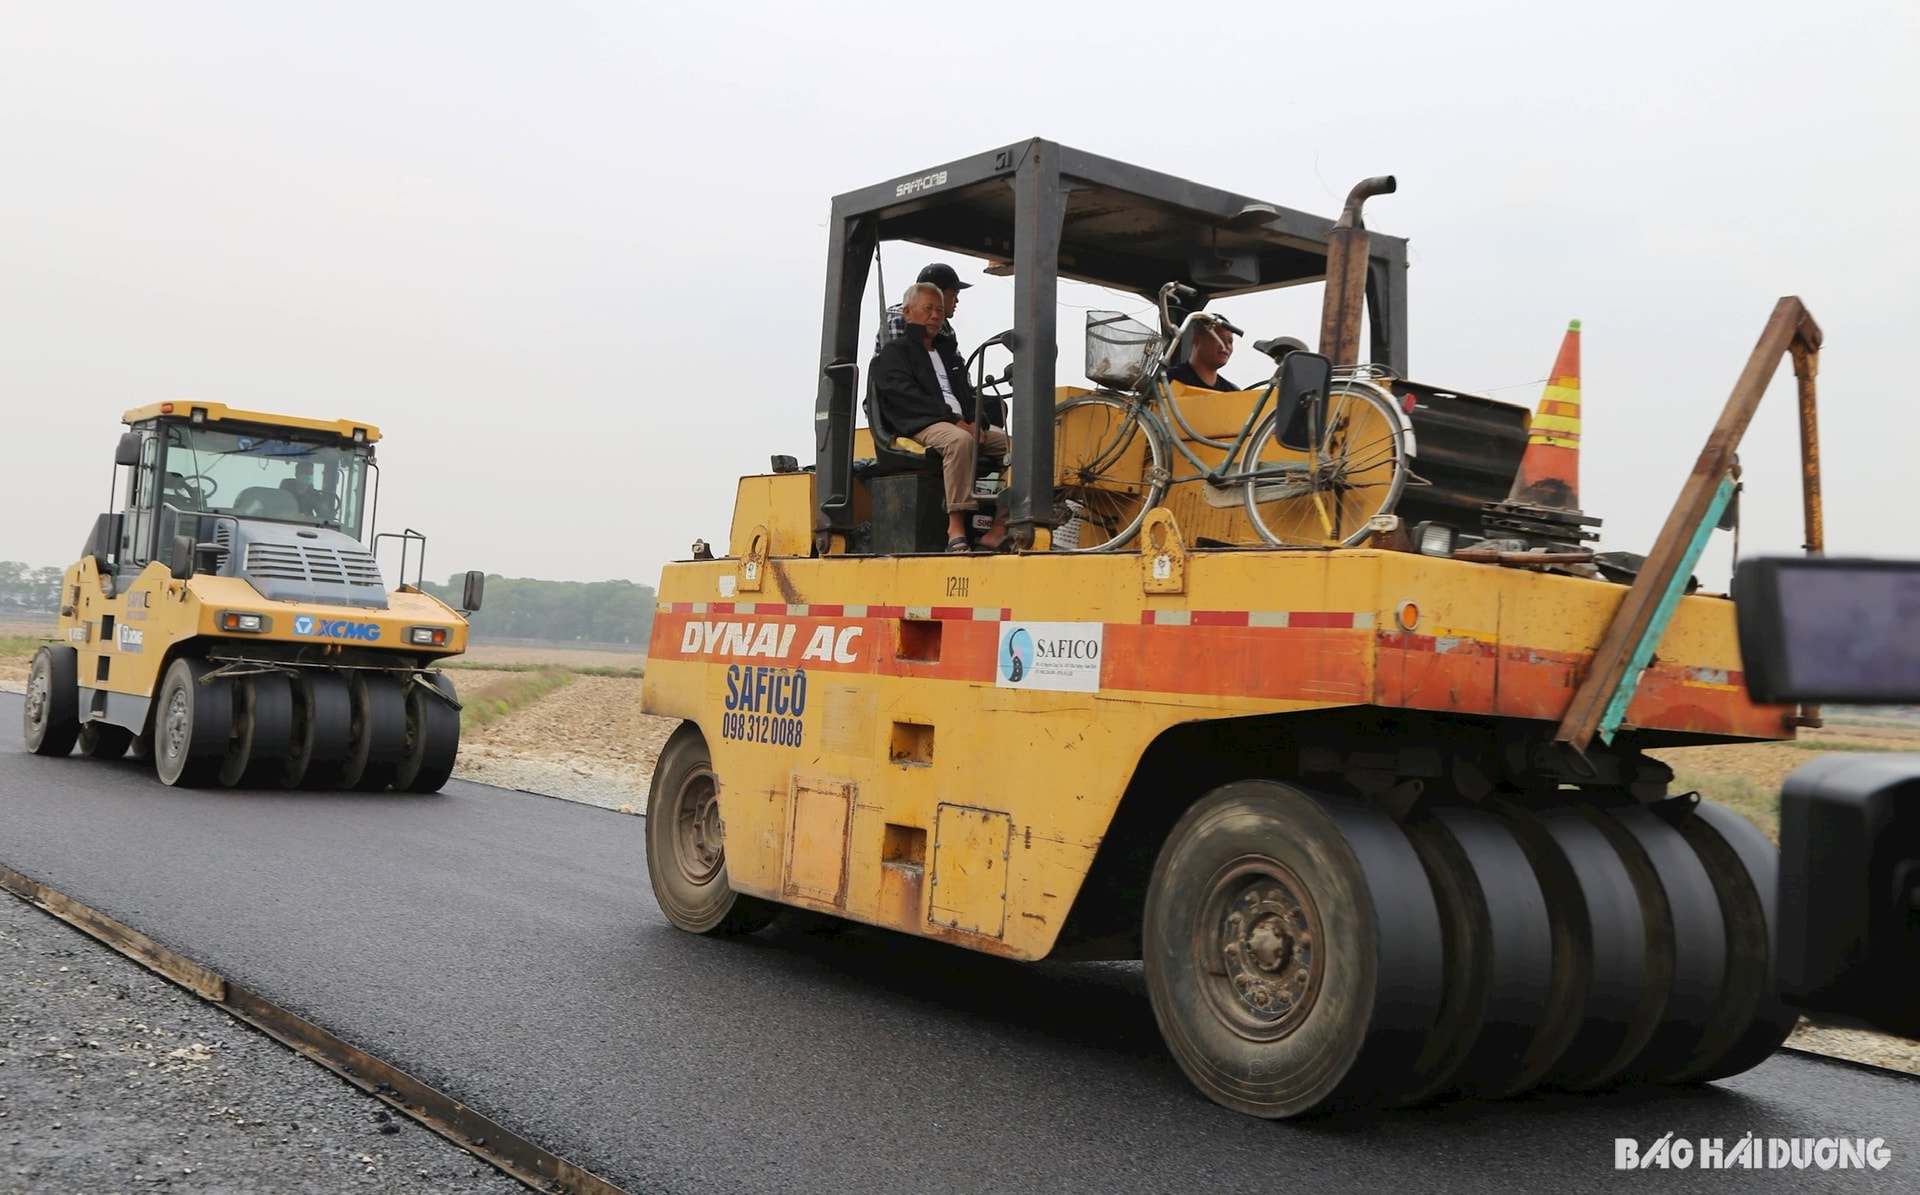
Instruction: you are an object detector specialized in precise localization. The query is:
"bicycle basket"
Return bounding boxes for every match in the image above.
[1085,311,1158,390]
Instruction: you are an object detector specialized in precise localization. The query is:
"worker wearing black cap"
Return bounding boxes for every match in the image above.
[877,262,972,353]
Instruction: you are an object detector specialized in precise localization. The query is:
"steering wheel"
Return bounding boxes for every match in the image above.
[180,474,218,500]
[968,329,1017,401]
[310,491,340,519]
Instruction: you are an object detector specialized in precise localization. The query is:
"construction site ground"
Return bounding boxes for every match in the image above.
[2,623,1915,1077]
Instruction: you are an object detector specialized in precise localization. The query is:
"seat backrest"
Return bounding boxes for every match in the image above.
[863,360,937,473]
[234,485,302,519]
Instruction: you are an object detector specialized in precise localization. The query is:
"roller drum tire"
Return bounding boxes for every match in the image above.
[154,658,234,788]
[24,645,80,757]
[645,723,777,936]
[220,673,295,789]
[1491,801,1649,1092]
[1669,799,1797,1082]
[1604,804,1728,1084]
[341,673,408,792]
[78,721,133,760]
[285,671,353,790]
[396,674,460,793]
[1142,781,1444,1118]
[1399,805,1556,1103]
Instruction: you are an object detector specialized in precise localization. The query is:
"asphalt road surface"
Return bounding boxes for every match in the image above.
[4,692,1918,1195]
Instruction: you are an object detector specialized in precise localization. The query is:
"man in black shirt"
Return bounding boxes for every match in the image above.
[1167,313,1244,391]
[872,283,1010,552]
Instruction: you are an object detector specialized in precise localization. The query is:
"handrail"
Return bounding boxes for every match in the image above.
[1555,296,1826,757]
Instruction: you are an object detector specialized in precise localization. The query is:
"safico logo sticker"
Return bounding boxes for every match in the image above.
[293,615,382,642]
[996,621,1103,692]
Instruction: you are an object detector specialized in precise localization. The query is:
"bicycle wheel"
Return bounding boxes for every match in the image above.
[1242,379,1408,547]
[1051,393,1169,552]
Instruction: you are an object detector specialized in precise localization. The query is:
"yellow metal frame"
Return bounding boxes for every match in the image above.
[645,519,1779,962]
[122,401,381,443]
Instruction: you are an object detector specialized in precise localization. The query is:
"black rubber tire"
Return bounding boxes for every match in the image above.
[396,674,460,793]
[1398,805,1555,1103]
[1669,799,1797,1081]
[24,645,80,756]
[341,673,408,792]
[1605,804,1728,1084]
[153,658,234,788]
[1494,801,1650,1091]
[1142,781,1444,1118]
[219,673,294,789]
[645,723,778,936]
[285,671,353,790]
[78,721,134,760]
[1396,809,1486,1105]
[129,730,154,763]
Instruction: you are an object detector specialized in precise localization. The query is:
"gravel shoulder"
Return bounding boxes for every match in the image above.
[0,893,524,1195]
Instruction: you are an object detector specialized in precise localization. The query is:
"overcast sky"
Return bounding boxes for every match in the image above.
[4,2,1914,589]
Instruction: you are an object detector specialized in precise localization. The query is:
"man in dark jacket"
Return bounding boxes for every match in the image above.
[872,282,1010,551]
[1167,312,1244,391]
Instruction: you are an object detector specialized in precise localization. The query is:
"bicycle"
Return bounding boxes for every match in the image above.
[1050,282,1412,552]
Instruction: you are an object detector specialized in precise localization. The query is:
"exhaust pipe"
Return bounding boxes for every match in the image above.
[1317,175,1397,368]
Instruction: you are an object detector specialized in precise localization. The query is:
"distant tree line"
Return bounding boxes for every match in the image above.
[0,562,63,615]
[420,574,656,647]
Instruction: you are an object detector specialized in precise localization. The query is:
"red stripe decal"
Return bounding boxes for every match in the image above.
[868,605,905,618]
[1190,610,1250,627]
[811,604,844,617]
[929,606,973,621]
[1288,611,1354,629]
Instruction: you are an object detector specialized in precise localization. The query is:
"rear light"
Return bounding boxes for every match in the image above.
[219,611,268,633]
[1401,390,1418,414]
[408,626,449,647]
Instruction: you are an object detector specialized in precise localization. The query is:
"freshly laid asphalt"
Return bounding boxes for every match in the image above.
[3,692,1918,1195]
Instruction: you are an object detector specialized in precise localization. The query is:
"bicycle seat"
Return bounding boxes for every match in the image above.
[1253,335,1309,364]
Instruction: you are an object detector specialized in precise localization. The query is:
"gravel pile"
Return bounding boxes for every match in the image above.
[0,893,526,1195]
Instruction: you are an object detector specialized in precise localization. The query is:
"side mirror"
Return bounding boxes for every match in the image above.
[84,513,123,570]
[461,569,486,614]
[169,534,196,581]
[1270,350,1335,452]
[114,432,142,468]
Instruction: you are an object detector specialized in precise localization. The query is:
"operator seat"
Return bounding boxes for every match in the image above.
[234,486,302,519]
[856,361,1006,554]
[857,360,1006,480]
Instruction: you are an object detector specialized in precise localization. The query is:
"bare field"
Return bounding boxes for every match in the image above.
[1650,722,1920,805]
[456,642,645,670]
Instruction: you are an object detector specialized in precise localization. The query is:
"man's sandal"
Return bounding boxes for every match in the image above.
[946,536,972,554]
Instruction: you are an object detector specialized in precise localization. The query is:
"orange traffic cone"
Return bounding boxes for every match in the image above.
[1508,320,1582,510]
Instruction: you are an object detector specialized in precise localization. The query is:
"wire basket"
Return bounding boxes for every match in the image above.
[1085,311,1158,390]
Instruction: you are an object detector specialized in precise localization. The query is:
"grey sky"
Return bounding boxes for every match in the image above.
[4,2,1915,588]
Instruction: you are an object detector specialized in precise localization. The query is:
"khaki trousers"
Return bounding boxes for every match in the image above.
[909,422,1013,512]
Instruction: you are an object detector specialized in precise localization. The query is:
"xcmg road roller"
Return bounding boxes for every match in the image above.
[23,402,483,791]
